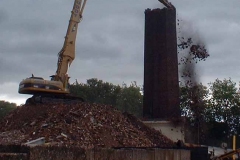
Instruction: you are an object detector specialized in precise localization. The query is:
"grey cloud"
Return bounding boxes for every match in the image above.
[69,57,143,86]
[0,9,8,24]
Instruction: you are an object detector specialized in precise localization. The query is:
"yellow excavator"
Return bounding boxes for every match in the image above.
[18,0,87,104]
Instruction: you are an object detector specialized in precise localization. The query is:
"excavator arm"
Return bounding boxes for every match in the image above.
[54,0,87,86]
[158,0,175,9]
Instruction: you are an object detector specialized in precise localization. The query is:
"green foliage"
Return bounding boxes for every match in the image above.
[70,78,121,106]
[0,100,17,120]
[180,78,240,145]
[180,83,209,143]
[206,78,240,135]
[206,121,229,142]
[116,81,143,117]
[70,78,143,117]
[180,83,209,120]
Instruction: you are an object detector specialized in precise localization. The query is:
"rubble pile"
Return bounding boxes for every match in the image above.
[0,130,26,145]
[0,102,174,149]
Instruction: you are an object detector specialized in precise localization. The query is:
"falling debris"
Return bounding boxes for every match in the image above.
[176,16,210,87]
[190,45,209,60]
[178,37,209,64]
[0,102,175,149]
[177,16,210,66]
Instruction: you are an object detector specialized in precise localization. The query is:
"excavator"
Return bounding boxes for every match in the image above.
[18,0,87,104]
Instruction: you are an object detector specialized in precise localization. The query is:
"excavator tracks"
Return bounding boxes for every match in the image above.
[26,94,84,105]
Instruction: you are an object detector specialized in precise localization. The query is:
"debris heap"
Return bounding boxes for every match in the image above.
[0,102,174,149]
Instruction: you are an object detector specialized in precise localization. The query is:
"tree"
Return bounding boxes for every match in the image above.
[206,78,240,144]
[0,100,17,120]
[70,78,143,117]
[70,78,121,106]
[180,83,209,119]
[179,83,209,144]
[116,82,143,117]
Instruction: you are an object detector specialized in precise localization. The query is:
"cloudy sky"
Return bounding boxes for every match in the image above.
[0,0,240,105]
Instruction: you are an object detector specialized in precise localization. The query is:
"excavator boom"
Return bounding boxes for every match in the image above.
[55,0,87,83]
[158,0,175,9]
